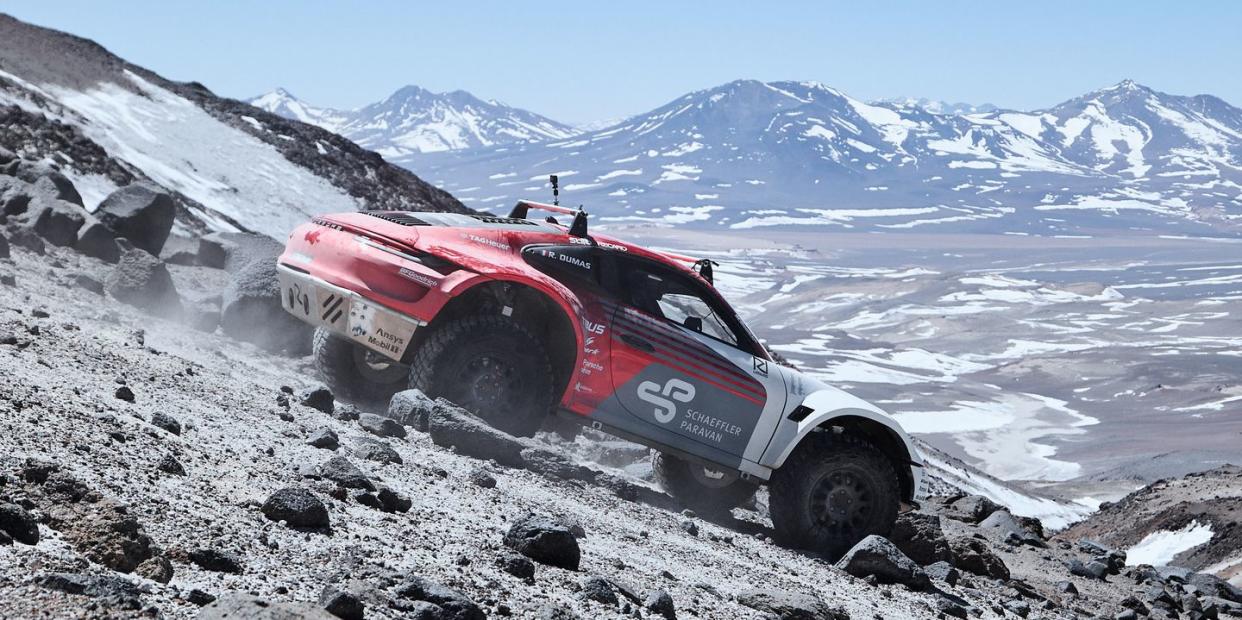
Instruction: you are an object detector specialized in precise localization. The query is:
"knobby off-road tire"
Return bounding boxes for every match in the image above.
[408,314,554,437]
[653,451,758,515]
[768,433,900,558]
[313,327,410,407]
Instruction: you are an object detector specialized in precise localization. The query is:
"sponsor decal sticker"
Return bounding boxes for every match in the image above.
[637,378,696,424]
[398,267,440,288]
[584,320,606,336]
[462,233,509,251]
[753,357,769,377]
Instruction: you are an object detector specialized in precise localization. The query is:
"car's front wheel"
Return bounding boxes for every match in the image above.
[407,314,554,437]
[313,327,410,407]
[768,433,900,558]
[653,451,758,515]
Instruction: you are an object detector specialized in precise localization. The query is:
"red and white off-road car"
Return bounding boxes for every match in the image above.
[277,197,926,555]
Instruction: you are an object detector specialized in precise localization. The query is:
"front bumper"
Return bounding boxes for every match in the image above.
[277,264,425,362]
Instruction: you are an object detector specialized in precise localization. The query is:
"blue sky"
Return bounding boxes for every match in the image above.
[3,1,1239,124]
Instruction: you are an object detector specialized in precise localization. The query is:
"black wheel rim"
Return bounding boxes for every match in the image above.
[808,470,876,535]
[449,355,523,413]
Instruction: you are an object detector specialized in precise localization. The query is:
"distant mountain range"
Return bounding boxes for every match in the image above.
[259,80,1242,235]
[249,86,576,157]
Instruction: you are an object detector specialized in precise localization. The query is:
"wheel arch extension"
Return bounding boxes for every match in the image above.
[412,277,583,406]
[767,408,922,503]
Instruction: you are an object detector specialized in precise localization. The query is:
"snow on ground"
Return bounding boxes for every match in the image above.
[1125,522,1215,567]
[45,71,361,238]
[923,453,1096,530]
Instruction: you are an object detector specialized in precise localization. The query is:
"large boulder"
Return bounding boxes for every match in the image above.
[197,594,339,619]
[428,402,529,468]
[388,389,436,429]
[393,575,486,620]
[736,590,848,620]
[979,510,1044,546]
[105,249,183,318]
[32,172,83,206]
[220,259,310,354]
[22,198,85,247]
[0,502,39,545]
[261,488,329,529]
[76,218,122,263]
[199,231,284,272]
[95,185,175,255]
[942,494,1002,524]
[835,535,931,590]
[948,536,1010,580]
[888,513,952,566]
[503,515,581,570]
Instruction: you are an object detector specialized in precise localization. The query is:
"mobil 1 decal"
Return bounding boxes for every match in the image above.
[615,363,760,455]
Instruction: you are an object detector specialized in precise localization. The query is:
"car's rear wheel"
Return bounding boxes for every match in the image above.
[407,314,554,437]
[768,433,900,558]
[313,327,410,407]
[653,451,758,515]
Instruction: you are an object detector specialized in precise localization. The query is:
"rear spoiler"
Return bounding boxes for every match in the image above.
[508,200,579,219]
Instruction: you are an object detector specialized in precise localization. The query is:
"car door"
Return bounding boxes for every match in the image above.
[604,256,787,466]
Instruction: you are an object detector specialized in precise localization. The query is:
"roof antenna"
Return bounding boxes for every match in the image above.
[549,174,560,206]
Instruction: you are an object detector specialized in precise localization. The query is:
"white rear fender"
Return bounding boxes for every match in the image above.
[758,386,927,503]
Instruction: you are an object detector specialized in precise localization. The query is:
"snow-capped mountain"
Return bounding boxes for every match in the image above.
[878,97,997,115]
[245,87,352,132]
[249,85,579,157]
[404,79,1242,235]
[0,14,466,239]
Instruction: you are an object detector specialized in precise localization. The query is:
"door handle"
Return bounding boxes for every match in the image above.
[620,333,655,353]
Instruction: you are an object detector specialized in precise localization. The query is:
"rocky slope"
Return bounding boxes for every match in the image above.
[2,157,1241,619]
[0,13,468,239]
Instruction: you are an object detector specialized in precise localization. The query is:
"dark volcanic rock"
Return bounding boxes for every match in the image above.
[0,230,8,259]
[644,589,677,620]
[943,494,1003,523]
[198,231,283,272]
[37,572,142,609]
[75,219,121,263]
[198,594,339,619]
[388,389,435,430]
[105,249,183,317]
[394,575,486,620]
[221,258,310,354]
[889,512,952,565]
[320,586,364,620]
[149,411,182,435]
[358,412,406,438]
[468,467,496,489]
[521,447,596,482]
[261,487,330,529]
[351,438,403,465]
[318,456,374,491]
[307,427,339,450]
[504,515,581,570]
[835,535,931,590]
[428,403,527,468]
[26,198,85,247]
[190,547,244,574]
[924,561,960,587]
[578,575,619,605]
[95,184,176,255]
[0,502,39,545]
[300,385,335,415]
[376,485,412,513]
[949,536,1011,580]
[115,385,135,402]
[1068,559,1109,581]
[74,272,105,295]
[496,550,536,578]
[157,454,186,476]
[979,509,1044,546]
[135,555,174,584]
[737,589,848,620]
[32,172,82,206]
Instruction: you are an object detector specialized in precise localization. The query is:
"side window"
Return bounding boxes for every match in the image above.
[611,258,748,351]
